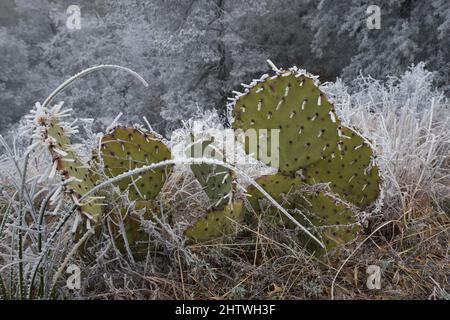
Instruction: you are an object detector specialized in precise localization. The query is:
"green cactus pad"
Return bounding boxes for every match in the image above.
[185,201,244,242]
[246,174,360,253]
[186,138,233,209]
[246,174,303,226]
[110,201,157,260]
[247,174,302,211]
[294,191,361,253]
[47,119,102,222]
[302,126,380,208]
[232,70,341,175]
[101,127,172,201]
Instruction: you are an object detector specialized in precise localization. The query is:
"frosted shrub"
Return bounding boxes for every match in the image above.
[322,63,450,219]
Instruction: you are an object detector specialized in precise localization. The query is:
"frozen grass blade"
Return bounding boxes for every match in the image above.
[42,65,149,109]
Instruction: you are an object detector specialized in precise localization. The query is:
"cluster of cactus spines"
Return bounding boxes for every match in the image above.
[302,126,380,208]
[29,102,103,227]
[231,65,342,175]
[100,126,172,202]
[186,137,233,209]
[184,201,244,242]
[231,62,380,253]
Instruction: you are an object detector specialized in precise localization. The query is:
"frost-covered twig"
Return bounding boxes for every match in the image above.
[42,65,149,110]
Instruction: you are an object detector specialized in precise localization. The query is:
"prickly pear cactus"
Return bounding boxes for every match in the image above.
[100,127,173,259]
[101,126,172,201]
[302,126,380,208]
[29,103,102,225]
[186,137,233,209]
[233,63,381,254]
[294,191,361,253]
[47,119,102,223]
[246,174,303,225]
[109,201,158,260]
[247,174,360,253]
[25,64,381,257]
[231,66,342,175]
[185,201,244,242]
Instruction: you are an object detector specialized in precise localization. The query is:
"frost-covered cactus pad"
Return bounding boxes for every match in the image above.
[186,138,233,209]
[109,201,157,259]
[47,119,102,222]
[27,102,102,224]
[101,126,172,201]
[247,174,304,208]
[246,174,303,225]
[231,66,341,175]
[184,201,244,242]
[247,174,361,252]
[302,126,380,208]
[294,191,361,253]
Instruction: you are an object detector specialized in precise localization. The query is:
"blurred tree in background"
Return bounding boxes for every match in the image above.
[0,0,448,136]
